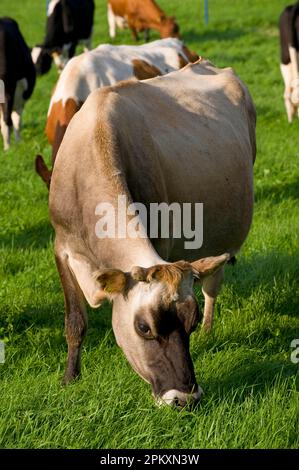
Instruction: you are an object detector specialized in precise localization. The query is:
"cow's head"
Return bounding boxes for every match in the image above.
[159,16,180,39]
[31,46,53,75]
[95,254,229,408]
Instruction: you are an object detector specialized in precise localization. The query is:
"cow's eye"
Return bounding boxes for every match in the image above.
[136,321,153,338]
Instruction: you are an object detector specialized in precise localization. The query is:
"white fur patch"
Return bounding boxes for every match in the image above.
[47,0,60,16]
[156,386,203,407]
[31,47,42,64]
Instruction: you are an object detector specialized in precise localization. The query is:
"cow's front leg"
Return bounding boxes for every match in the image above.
[144,29,150,42]
[130,26,139,41]
[201,267,224,331]
[55,249,88,385]
[107,4,116,38]
[0,108,11,150]
[11,110,22,142]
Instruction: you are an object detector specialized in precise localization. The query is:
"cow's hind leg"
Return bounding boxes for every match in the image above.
[280,63,295,122]
[201,267,224,331]
[11,78,26,142]
[81,37,92,52]
[55,248,88,385]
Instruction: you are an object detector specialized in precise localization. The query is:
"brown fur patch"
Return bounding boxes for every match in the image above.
[132,261,192,302]
[46,98,82,148]
[178,53,188,68]
[182,46,200,63]
[132,59,162,80]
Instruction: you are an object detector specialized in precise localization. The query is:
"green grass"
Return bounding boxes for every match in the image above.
[0,0,298,449]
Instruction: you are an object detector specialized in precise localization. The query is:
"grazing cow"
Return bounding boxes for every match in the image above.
[49,60,256,407]
[0,17,36,150]
[107,0,180,41]
[35,38,199,187]
[279,2,299,121]
[32,0,95,75]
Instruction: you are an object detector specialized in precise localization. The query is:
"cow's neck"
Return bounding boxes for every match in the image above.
[92,193,165,272]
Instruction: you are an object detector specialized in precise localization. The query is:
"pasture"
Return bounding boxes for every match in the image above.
[0,0,298,449]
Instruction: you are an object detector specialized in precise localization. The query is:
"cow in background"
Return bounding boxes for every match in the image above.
[32,0,95,75]
[35,38,199,188]
[107,0,180,41]
[279,2,299,121]
[0,17,36,150]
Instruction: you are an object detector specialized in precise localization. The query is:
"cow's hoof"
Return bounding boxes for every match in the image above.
[61,372,80,386]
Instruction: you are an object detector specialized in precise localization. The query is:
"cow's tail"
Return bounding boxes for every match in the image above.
[35,155,52,189]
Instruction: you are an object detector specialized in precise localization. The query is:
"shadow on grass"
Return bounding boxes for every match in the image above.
[10,299,113,348]
[0,220,53,250]
[182,28,246,44]
[223,250,299,318]
[207,358,297,403]
[254,176,299,204]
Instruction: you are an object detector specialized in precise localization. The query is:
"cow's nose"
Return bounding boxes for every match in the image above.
[156,386,203,408]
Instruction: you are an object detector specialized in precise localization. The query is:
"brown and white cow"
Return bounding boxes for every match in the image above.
[35,38,199,187]
[49,60,256,407]
[107,0,180,41]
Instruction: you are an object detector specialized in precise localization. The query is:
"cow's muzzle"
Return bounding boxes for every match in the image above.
[155,386,203,409]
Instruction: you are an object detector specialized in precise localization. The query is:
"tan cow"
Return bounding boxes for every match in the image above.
[35,38,199,187]
[49,60,256,407]
[107,0,180,41]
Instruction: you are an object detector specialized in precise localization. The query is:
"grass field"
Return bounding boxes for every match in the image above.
[0,0,298,449]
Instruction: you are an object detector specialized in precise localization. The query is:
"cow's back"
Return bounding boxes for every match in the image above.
[50,61,256,263]
[109,62,256,259]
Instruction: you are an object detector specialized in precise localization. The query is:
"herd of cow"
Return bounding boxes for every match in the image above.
[0,1,296,408]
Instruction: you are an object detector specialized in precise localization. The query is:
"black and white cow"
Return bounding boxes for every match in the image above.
[0,17,36,150]
[279,2,299,121]
[32,0,95,75]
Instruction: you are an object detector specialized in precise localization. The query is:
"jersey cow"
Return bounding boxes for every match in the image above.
[32,0,95,75]
[107,0,180,41]
[35,38,199,187]
[0,17,36,150]
[49,61,256,407]
[279,2,299,121]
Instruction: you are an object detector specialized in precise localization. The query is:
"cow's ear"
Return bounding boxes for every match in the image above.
[191,253,230,279]
[95,269,127,296]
